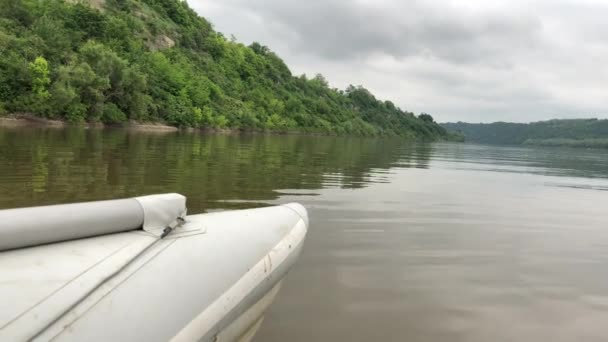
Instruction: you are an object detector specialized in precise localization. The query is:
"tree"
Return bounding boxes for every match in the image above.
[50,62,108,121]
[312,73,328,88]
[28,56,51,100]
[79,41,148,119]
[249,42,269,55]
[0,0,33,26]
[418,113,434,123]
[66,4,107,40]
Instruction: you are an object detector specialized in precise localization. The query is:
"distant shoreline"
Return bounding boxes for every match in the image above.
[441,119,608,149]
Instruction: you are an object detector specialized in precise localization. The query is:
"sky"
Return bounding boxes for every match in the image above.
[188,0,608,123]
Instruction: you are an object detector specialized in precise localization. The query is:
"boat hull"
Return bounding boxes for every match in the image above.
[0,203,308,342]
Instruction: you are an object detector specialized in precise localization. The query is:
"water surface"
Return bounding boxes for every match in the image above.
[1,126,607,341]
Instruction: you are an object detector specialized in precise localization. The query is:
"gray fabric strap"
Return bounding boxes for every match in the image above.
[135,193,187,236]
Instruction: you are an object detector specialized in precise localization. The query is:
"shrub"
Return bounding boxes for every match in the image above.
[101,103,127,124]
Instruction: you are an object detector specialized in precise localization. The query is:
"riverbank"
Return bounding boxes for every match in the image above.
[0,114,463,140]
[0,114,333,136]
[0,114,179,132]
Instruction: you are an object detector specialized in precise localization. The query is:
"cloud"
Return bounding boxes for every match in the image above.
[202,0,542,64]
[189,0,608,123]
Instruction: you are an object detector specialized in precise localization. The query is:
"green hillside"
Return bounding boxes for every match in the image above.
[443,119,608,148]
[0,0,453,139]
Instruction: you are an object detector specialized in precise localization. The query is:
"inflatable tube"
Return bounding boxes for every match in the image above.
[0,194,186,251]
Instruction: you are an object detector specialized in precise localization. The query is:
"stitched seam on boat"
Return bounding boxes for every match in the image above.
[31,238,175,341]
[1,236,138,330]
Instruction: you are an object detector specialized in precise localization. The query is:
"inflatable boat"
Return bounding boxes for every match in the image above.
[0,194,308,342]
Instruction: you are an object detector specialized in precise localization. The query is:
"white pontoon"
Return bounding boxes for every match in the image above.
[0,194,308,342]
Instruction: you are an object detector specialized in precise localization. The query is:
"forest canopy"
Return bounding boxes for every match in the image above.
[0,0,454,139]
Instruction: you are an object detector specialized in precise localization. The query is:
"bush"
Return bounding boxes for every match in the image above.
[101,103,127,124]
[65,103,87,122]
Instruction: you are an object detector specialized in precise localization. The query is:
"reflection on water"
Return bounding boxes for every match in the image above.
[0,127,432,210]
[1,126,608,342]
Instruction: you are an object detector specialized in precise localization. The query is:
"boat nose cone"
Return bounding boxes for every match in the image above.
[283,203,309,228]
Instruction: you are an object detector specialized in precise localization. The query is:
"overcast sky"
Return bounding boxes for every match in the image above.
[188,0,607,123]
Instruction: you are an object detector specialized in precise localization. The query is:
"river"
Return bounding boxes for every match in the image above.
[1,126,607,341]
